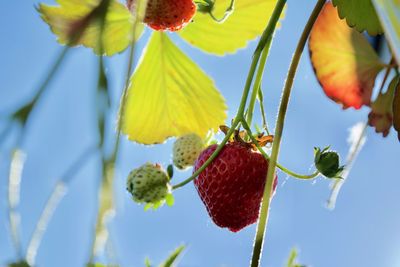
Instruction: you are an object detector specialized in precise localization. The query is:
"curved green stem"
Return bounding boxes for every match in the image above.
[208,0,235,23]
[241,119,319,180]
[327,122,367,209]
[246,38,272,126]
[25,146,97,266]
[250,1,326,266]
[237,0,285,117]
[11,46,69,126]
[6,45,70,260]
[172,118,240,189]
[172,0,286,190]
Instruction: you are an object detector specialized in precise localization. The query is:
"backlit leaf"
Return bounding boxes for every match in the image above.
[332,0,383,35]
[309,2,385,109]
[368,76,398,137]
[38,0,141,56]
[393,77,400,141]
[371,0,400,63]
[122,32,227,144]
[179,0,280,55]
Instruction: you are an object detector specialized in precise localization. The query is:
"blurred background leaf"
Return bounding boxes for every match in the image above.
[39,0,142,56]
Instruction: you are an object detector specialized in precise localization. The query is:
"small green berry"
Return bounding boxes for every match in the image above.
[126,163,170,205]
[314,147,344,179]
[173,134,204,170]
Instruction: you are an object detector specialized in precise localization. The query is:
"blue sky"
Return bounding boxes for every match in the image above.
[1,1,400,267]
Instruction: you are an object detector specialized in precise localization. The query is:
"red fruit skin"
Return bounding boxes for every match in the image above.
[127,0,196,32]
[194,142,278,232]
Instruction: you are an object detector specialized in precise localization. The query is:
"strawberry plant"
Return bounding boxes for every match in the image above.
[0,0,399,266]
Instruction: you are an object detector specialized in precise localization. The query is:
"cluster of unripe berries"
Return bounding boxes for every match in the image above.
[126,134,204,208]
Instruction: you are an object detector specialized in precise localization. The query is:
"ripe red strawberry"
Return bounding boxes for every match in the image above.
[194,142,278,232]
[127,0,196,32]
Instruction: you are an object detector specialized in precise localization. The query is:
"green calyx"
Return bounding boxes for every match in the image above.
[314,147,345,179]
[196,0,215,13]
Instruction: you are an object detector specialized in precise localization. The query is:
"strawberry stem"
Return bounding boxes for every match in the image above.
[250,1,326,266]
[5,45,70,261]
[207,0,236,23]
[172,118,240,189]
[25,146,97,266]
[241,119,320,180]
[245,36,273,127]
[172,0,286,190]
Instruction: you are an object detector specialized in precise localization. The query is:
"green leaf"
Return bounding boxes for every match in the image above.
[179,0,281,55]
[371,0,400,63]
[122,32,227,144]
[332,0,383,35]
[158,245,185,267]
[309,2,385,109]
[38,0,141,56]
[393,76,400,141]
[165,193,175,207]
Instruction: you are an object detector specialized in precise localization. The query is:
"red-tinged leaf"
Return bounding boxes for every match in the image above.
[309,2,385,109]
[368,76,398,137]
[393,78,400,141]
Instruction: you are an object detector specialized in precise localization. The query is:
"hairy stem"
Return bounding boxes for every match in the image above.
[172,0,286,190]
[208,0,235,23]
[241,119,319,180]
[246,38,272,126]
[172,118,239,190]
[113,0,149,163]
[250,1,325,266]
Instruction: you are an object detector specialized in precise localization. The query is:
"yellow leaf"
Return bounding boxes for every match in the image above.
[38,0,141,56]
[309,2,384,109]
[122,32,227,144]
[178,0,281,55]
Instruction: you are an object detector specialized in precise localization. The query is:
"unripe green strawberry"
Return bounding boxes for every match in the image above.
[173,134,204,170]
[127,163,170,204]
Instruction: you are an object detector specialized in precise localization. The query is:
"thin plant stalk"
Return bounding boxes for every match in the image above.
[172,0,287,190]
[241,119,319,180]
[25,146,97,266]
[246,38,273,126]
[250,1,326,266]
[90,0,149,262]
[327,122,367,209]
[6,46,70,259]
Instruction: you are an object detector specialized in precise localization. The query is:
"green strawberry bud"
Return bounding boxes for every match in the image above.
[314,147,344,179]
[126,163,171,206]
[173,134,204,170]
